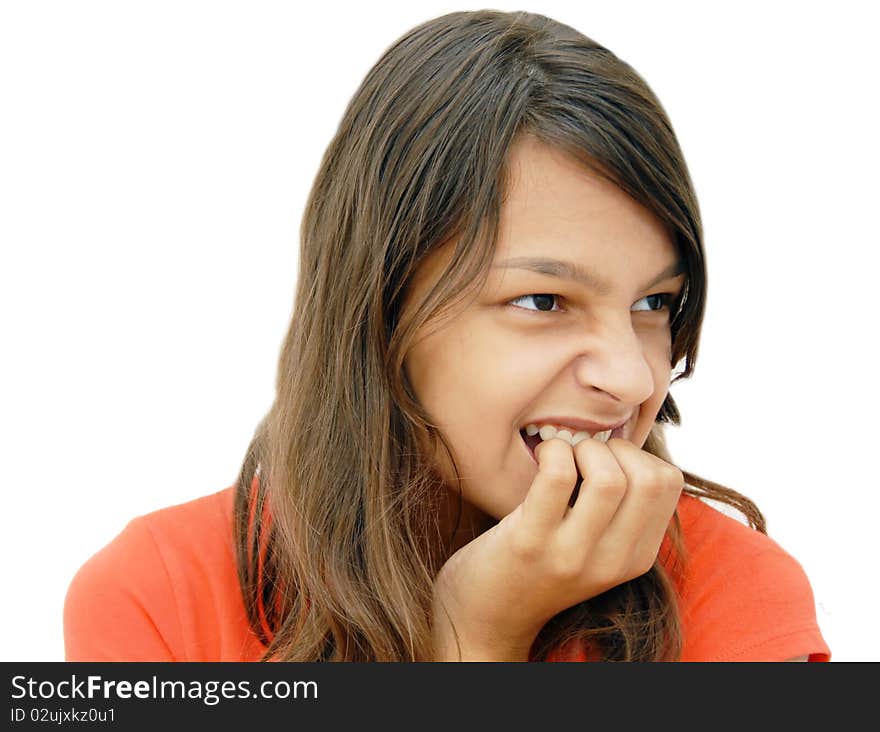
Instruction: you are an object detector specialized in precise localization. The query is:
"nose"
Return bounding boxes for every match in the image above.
[571,319,656,404]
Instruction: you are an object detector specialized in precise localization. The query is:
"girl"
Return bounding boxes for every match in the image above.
[64,9,830,662]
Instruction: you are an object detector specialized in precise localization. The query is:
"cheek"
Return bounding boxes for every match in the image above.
[645,350,672,406]
[640,327,673,378]
[405,334,532,485]
[405,335,491,445]
[631,349,673,447]
[409,324,524,414]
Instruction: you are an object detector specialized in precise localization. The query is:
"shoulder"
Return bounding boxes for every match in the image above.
[71,486,236,588]
[673,493,830,661]
[676,493,807,586]
[676,492,781,563]
[133,485,236,560]
[64,486,249,661]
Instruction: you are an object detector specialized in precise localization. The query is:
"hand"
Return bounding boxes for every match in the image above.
[431,435,684,661]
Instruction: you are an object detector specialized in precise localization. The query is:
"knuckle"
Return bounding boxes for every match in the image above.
[639,476,668,501]
[664,464,685,488]
[510,532,542,561]
[644,454,684,486]
[610,561,644,586]
[599,560,629,588]
[634,552,658,577]
[594,546,658,588]
[541,463,577,485]
[550,554,582,582]
[589,474,626,500]
[632,466,682,504]
[589,549,626,587]
[552,540,588,580]
[623,553,653,583]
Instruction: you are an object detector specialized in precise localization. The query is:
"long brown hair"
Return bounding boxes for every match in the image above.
[233,9,765,662]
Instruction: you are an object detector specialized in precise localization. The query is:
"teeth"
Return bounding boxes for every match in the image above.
[524,424,614,447]
[571,431,590,445]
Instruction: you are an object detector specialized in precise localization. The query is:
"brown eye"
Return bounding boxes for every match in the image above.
[509,294,561,312]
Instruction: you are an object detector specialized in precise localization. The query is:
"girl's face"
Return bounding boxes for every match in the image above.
[403,135,686,546]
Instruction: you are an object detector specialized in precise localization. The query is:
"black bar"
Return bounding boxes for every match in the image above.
[2,662,862,728]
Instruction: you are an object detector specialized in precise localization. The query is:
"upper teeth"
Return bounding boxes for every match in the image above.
[524,423,614,445]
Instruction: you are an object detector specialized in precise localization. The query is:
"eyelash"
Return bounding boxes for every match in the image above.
[508,292,676,314]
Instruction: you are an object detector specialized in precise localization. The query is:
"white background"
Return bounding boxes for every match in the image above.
[1,1,876,661]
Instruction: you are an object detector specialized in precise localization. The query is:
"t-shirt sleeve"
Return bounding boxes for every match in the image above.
[63,516,184,661]
[680,528,830,662]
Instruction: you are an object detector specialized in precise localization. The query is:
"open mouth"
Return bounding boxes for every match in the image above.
[519,423,625,460]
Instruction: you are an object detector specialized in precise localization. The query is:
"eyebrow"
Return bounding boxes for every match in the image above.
[491,256,686,295]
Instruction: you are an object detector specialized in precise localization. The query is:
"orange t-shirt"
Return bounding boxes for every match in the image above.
[63,485,830,662]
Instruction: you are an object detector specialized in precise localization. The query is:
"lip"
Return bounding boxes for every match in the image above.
[520,414,631,434]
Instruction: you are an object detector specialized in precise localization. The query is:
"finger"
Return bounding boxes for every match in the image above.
[600,439,684,563]
[518,437,579,536]
[559,437,628,548]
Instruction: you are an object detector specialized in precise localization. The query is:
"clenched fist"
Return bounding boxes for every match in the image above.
[431,435,684,661]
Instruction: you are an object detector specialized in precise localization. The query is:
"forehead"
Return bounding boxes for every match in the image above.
[497,135,676,265]
[404,136,679,309]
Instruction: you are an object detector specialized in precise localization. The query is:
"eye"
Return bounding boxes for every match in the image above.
[632,293,676,313]
[509,292,677,315]
[508,294,563,313]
